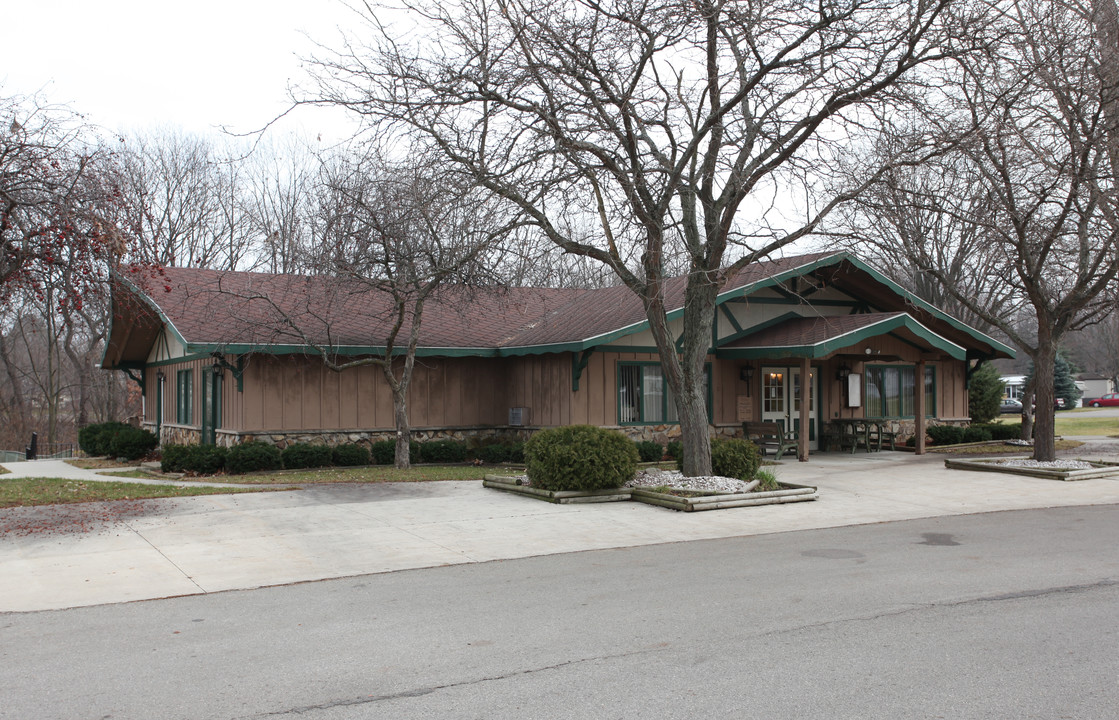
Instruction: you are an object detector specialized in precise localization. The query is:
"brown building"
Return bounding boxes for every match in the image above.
[101,251,1014,459]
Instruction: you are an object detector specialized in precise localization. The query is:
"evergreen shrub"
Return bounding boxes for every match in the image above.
[333,444,371,467]
[524,425,639,492]
[78,421,130,457]
[476,443,508,463]
[281,443,333,469]
[927,425,965,445]
[968,362,1005,424]
[477,441,526,464]
[986,423,1022,441]
[183,445,228,475]
[665,441,683,463]
[370,439,419,465]
[961,426,993,443]
[226,441,282,474]
[108,426,159,461]
[418,440,467,463]
[710,437,762,480]
[160,444,192,473]
[634,441,663,463]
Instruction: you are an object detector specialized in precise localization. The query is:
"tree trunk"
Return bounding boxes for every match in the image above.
[670,275,719,477]
[1020,390,1034,443]
[1032,330,1058,461]
[391,384,411,469]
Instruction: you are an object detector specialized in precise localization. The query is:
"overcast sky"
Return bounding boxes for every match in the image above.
[0,0,358,140]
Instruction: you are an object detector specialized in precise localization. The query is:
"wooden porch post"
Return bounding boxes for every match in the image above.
[915,359,927,455]
[799,356,810,461]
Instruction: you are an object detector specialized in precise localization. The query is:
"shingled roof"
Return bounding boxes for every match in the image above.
[102,250,1013,369]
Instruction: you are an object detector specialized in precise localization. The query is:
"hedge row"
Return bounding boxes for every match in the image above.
[158,437,526,475]
[915,422,1025,446]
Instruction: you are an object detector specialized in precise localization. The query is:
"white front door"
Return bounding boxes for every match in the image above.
[761,366,818,450]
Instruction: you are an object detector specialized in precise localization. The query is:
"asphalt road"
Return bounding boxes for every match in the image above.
[3,505,1118,720]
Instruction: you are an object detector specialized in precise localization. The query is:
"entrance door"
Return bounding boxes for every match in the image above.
[761,366,818,449]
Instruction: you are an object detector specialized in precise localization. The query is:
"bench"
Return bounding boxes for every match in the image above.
[867,423,898,452]
[742,421,798,460]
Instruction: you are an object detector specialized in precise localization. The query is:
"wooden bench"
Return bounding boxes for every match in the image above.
[867,422,898,452]
[742,421,798,460]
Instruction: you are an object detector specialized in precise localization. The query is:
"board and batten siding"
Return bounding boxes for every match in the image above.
[238,355,518,432]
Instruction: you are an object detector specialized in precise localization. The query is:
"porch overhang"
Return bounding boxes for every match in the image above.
[714,312,966,361]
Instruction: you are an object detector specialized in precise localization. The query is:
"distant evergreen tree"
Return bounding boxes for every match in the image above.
[1027,353,1083,409]
[1054,353,1082,409]
[968,362,1005,423]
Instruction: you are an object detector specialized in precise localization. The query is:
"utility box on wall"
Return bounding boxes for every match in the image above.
[508,407,531,426]
[846,374,862,408]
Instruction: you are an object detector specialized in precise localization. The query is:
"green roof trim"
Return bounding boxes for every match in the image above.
[110,251,1012,364]
[715,314,967,361]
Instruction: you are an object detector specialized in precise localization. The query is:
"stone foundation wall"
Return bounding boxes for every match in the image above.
[152,426,536,450]
[145,418,972,451]
[144,423,202,447]
[879,417,971,443]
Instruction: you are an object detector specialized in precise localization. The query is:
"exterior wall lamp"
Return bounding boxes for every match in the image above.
[836,363,851,381]
[740,365,754,396]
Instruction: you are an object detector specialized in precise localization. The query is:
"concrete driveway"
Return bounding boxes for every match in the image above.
[3,444,1119,613]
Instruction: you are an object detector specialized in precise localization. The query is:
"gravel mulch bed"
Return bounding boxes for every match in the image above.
[991,458,1095,470]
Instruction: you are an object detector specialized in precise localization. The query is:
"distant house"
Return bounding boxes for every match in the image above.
[1076,373,1116,406]
[101,251,1013,460]
[1002,375,1028,403]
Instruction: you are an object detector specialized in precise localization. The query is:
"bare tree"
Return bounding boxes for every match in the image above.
[115,129,251,269]
[834,0,1119,460]
[242,135,319,273]
[304,0,958,474]
[220,151,516,468]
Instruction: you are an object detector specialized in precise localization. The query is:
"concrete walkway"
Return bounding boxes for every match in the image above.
[0,459,252,487]
[3,446,1119,613]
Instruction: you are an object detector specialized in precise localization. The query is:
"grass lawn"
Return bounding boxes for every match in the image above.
[1054,415,1119,437]
[97,469,166,480]
[187,464,497,485]
[937,439,1084,455]
[0,478,273,509]
[66,458,136,470]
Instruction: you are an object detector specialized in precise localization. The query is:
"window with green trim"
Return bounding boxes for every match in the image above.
[176,369,193,425]
[617,362,711,425]
[865,365,935,418]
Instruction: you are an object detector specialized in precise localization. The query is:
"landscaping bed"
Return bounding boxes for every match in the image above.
[943,456,1119,481]
[482,475,631,503]
[483,468,817,510]
[627,482,817,511]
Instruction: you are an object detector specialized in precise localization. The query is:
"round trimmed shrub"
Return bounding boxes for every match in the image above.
[78,421,130,457]
[961,426,994,443]
[226,441,282,474]
[418,439,467,463]
[160,444,192,473]
[524,425,639,492]
[634,441,663,463]
[184,445,228,475]
[108,426,159,461]
[710,437,762,480]
[281,443,333,470]
[333,443,371,467]
[928,425,965,446]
